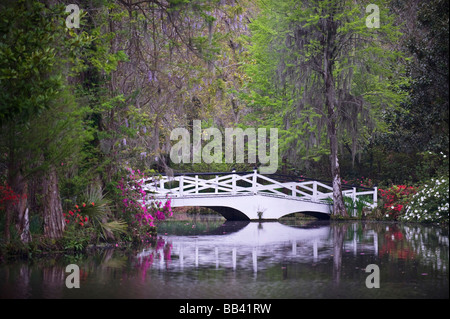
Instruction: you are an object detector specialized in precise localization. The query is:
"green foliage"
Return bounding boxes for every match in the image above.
[62,225,93,252]
[374,0,448,178]
[0,0,59,121]
[78,186,127,241]
[1,0,449,249]
[240,0,407,174]
[324,195,370,218]
[27,87,93,174]
[0,0,92,122]
[60,184,128,248]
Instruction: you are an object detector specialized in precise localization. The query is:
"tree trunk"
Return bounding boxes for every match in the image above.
[328,117,347,216]
[324,83,346,214]
[15,183,31,243]
[4,204,11,243]
[5,183,30,244]
[5,149,31,243]
[323,14,347,217]
[42,165,65,239]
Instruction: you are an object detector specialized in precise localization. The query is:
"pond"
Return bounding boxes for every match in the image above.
[0,219,448,299]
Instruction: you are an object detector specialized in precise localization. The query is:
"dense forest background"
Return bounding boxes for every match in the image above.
[0,0,448,245]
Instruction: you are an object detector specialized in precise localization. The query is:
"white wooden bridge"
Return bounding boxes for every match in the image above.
[141,170,377,220]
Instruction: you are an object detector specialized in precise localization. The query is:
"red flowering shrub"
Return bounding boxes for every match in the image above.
[342,176,374,188]
[0,183,26,211]
[63,202,93,228]
[378,185,417,220]
[62,202,96,251]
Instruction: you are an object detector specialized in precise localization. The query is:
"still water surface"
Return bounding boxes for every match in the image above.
[0,220,448,298]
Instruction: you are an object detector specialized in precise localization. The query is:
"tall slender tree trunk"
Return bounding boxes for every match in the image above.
[5,134,31,243]
[328,118,347,217]
[42,165,65,239]
[323,16,347,217]
[5,174,31,243]
[15,183,31,243]
[4,205,11,243]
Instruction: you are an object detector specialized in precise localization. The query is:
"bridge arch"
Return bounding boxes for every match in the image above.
[206,207,331,221]
[155,194,332,220]
[171,204,331,221]
[204,206,250,221]
[279,211,331,220]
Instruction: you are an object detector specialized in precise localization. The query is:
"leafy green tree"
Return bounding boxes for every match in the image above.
[0,0,92,241]
[92,0,254,175]
[241,0,407,216]
[379,0,448,155]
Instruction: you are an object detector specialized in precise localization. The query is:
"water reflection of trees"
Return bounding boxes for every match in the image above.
[135,237,172,279]
[403,224,449,272]
[378,224,416,260]
[372,223,449,272]
[329,222,449,288]
[0,257,67,298]
[332,223,348,286]
[1,222,448,298]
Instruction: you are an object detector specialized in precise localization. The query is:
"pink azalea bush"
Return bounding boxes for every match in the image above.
[117,168,172,241]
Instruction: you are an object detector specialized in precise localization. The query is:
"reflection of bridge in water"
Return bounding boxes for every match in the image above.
[136,221,379,273]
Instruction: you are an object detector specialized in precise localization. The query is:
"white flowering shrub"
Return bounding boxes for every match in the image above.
[402,176,449,223]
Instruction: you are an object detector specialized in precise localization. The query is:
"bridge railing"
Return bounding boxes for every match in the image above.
[141,170,378,208]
